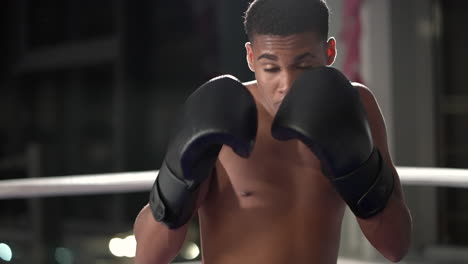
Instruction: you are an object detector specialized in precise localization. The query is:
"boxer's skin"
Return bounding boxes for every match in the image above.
[134,31,412,264]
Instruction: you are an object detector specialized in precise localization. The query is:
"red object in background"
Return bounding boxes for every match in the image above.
[342,0,363,84]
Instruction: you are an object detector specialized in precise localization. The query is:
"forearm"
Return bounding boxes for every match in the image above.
[134,204,188,264]
[357,184,412,262]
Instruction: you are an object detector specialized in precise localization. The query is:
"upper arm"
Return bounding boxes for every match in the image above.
[133,171,213,264]
[354,83,391,164]
[354,83,403,195]
[353,84,412,260]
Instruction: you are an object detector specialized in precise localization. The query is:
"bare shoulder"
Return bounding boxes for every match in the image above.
[352,82,376,104]
[352,82,383,117]
[351,82,392,160]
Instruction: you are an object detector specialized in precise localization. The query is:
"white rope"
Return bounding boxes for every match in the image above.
[0,166,467,199]
[0,171,158,199]
[397,167,468,188]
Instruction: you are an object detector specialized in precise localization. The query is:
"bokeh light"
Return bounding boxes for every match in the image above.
[180,242,200,260]
[109,235,136,258]
[0,243,12,262]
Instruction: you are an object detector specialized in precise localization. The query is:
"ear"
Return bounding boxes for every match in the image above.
[245,42,255,72]
[326,37,337,66]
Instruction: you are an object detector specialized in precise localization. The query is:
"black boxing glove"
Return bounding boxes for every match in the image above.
[150,75,257,229]
[272,67,394,218]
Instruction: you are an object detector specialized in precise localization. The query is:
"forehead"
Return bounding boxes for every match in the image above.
[251,32,324,54]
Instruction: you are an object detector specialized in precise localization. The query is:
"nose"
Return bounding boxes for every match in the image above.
[278,71,296,95]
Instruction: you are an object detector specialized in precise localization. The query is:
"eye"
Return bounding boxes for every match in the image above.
[296,64,314,70]
[264,67,280,73]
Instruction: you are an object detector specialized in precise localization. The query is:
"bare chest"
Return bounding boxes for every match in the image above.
[211,132,341,211]
[199,134,345,264]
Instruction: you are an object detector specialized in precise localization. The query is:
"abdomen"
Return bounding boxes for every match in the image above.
[198,145,346,264]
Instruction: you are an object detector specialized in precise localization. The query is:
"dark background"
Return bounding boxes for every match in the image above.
[0,1,252,263]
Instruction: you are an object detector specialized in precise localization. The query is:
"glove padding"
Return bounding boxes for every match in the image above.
[150,75,257,229]
[272,67,394,218]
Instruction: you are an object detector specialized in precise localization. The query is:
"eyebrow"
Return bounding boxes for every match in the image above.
[293,52,316,62]
[257,52,316,62]
[257,53,278,61]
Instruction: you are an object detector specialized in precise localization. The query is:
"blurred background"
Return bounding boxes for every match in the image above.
[0,0,467,263]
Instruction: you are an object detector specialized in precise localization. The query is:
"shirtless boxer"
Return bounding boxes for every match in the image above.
[133,0,412,263]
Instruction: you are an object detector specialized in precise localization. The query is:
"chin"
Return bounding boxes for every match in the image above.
[273,102,282,111]
[270,106,280,117]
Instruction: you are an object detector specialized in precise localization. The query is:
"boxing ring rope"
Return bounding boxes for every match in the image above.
[0,166,468,199]
[1,166,467,264]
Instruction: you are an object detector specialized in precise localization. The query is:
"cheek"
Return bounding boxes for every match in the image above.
[255,70,278,86]
[255,74,275,95]
[256,82,278,109]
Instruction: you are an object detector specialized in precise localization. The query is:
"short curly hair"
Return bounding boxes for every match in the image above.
[244,0,330,42]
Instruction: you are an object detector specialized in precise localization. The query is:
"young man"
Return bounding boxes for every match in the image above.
[134,0,412,263]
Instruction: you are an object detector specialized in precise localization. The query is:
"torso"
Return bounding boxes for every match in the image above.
[198,81,346,264]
